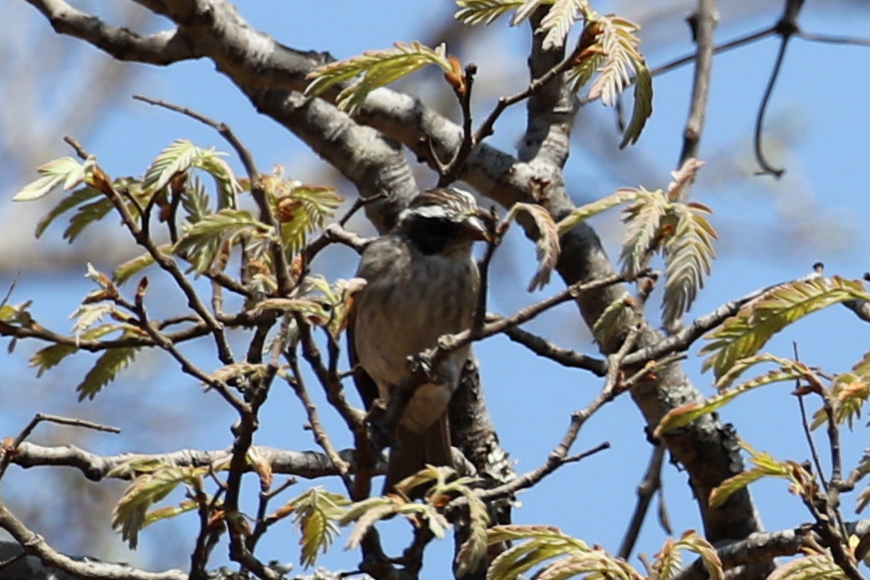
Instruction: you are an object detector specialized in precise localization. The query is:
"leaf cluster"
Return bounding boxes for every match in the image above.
[558,160,714,329]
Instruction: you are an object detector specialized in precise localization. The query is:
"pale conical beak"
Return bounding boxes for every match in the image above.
[463,215,489,242]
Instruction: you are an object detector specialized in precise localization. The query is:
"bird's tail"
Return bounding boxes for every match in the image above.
[384,417,453,495]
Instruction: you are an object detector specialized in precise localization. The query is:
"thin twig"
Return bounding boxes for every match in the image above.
[0,414,120,480]
[678,0,717,167]
[618,444,667,560]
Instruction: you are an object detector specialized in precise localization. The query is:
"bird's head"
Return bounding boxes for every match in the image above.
[397,188,488,254]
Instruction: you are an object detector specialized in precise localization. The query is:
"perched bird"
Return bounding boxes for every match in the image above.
[348,187,486,492]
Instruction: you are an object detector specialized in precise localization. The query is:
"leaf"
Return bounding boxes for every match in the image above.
[486,525,594,580]
[619,187,668,278]
[539,0,591,50]
[173,209,272,275]
[454,0,525,25]
[29,324,118,378]
[619,61,653,148]
[670,531,723,580]
[142,140,238,200]
[587,15,643,106]
[556,187,640,236]
[76,347,138,401]
[811,373,870,431]
[275,184,343,255]
[661,201,717,329]
[709,442,814,509]
[511,0,545,26]
[34,186,103,239]
[656,355,813,437]
[13,156,93,202]
[701,276,870,379]
[63,196,116,243]
[455,501,489,576]
[30,344,77,378]
[306,42,452,114]
[765,554,844,580]
[282,487,349,567]
[591,297,633,345]
[112,464,207,549]
[114,246,172,285]
[504,203,560,291]
[714,353,813,391]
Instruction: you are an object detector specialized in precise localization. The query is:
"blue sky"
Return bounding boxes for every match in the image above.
[3,0,870,577]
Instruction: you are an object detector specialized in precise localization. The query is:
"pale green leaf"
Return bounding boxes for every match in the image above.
[539,0,591,50]
[511,0,545,26]
[710,443,812,509]
[13,156,93,202]
[282,487,349,568]
[708,468,766,509]
[504,203,560,291]
[454,0,525,25]
[141,500,199,528]
[63,196,116,243]
[672,531,723,580]
[587,15,643,106]
[766,554,844,580]
[619,62,653,148]
[113,245,172,285]
[173,208,272,274]
[656,358,811,437]
[701,276,870,379]
[306,42,452,114]
[619,187,668,278]
[29,324,118,378]
[34,186,103,239]
[661,202,717,329]
[112,464,207,549]
[557,187,640,236]
[76,347,138,401]
[591,297,633,346]
[276,184,343,255]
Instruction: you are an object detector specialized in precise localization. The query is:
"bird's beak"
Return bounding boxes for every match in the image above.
[464,214,490,242]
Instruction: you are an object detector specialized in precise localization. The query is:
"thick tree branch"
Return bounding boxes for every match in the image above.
[7,441,365,481]
[0,500,187,580]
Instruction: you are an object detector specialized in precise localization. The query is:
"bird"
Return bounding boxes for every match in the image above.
[348,187,486,493]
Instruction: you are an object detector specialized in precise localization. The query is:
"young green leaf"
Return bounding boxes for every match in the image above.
[656,355,813,437]
[173,208,272,275]
[619,63,653,148]
[34,186,102,239]
[282,487,349,567]
[653,531,722,580]
[556,187,640,236]
[504,203,560,291]
[765,554,843,580]
[113,246,172,285]
[661,202,717,329]
[701,276,870,380]
[142,140,239,202]
[112,464,207,549]
[591,297,634,346]
[619,187,668,278]
[538,0,591,50]
[13,156,95,202]
[709,443,814,509]
[306,42,452,114]
[63,196,116,243]
[454,0,525,25]
[76,347,138,401]
[486,525,639,580]
[275,184,343,255]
